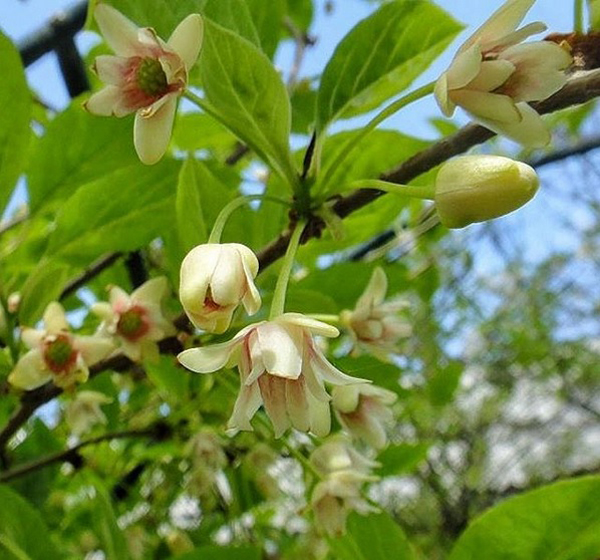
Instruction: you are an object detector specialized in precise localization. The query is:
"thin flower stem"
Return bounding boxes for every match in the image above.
[319,81,436,192]
[574,0,584,32]
[269,221,307,320]
[306,314,340,324]
[348,179,436,200]
[208,195,291,244]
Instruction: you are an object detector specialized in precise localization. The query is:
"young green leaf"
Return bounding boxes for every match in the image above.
[449,475,600,560]
[316,0,462,131]
[199,19,297,187]
[0,32,31,216]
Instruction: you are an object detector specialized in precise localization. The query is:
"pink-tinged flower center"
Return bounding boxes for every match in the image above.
[136,57,169,96]
[117,305,149,341]
[43,334,77,374]
[203,293,222,313]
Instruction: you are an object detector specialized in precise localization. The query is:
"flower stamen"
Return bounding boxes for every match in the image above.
[43,334,78,374]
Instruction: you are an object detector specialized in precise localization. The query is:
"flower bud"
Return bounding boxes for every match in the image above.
[179,243,261,334]
[434,155,539,228]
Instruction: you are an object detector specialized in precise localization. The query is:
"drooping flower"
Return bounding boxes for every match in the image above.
[179,243,262,334]
[84,5,203,164]
[178,313,367,437]
[309,437,379,536]
[434,0,572,146]
[185,430,228,497]
[92,277,175,362]
[340,267,411,361]
[332,383,397,449]
[65,390,113,436]
[8,302,114,390]
[434,154,539,228]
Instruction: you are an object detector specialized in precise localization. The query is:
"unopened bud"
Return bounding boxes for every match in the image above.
[434,155,539,228]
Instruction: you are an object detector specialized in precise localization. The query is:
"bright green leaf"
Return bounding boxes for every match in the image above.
[173,545,261,560]
[0,32,31,215]
[316,0,462,130]
[245,0,286,58]
[329,512,416,560]
[427,360,463,406]
[199,19,297,186]
[378,443,430,476]
[145,354,189,402]
[0,485,62,560]
[203,0,260,47]
[449,475,600,560]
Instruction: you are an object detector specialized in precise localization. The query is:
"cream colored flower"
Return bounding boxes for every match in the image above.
[92,277,175,362]
[309,437,379,536]
[434,154,539,228]
[332,383,397,449]
[179,243,262,334]
[8,302,114,390]
[340,267,411,361]
[84,5,203,164]
[65,390,112,436]
[434,0,571,146]
[178,313,367,437]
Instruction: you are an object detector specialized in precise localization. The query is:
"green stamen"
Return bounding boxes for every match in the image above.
[117,306,149,341]
[44,335,76,373]
[136,58,168,96]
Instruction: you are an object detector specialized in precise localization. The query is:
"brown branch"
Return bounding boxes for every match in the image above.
[0,425,161,483]
[59,252,123,301]
[256,69,600,270]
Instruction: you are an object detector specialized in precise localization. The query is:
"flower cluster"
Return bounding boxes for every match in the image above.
[434,0,571,146]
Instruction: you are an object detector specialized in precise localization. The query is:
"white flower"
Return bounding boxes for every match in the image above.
[309,437,379,536]
[332,383,397,449]
[8,302,114,390]
[179,243,262,334]
[84,5,203,164]
[434,0,572,146]
[434,154,539,228]
[340,267,411,361]
[65,390,112,436]
[178,313,367,437]
[92,277,175,362]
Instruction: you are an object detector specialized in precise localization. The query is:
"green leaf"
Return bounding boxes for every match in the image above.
[285,0,314,32]
[172,545,261,560]
[245,0,286,58]
[203,0,260,47]
[145,354,189,402]
[378,443,430,476]
[0,485,62,560]
[316,0,462,130]
[172,113,235,155]
[329,512,416,560]
[199,19,297,186]
[427,360,463,406]
[0,32,31,215]
[45,160,179,263]
[27,101,138,214]
[590,0,600,29]
[449,475,600,560]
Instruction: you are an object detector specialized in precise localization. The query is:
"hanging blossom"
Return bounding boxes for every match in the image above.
[309,436,379,536]
[434,0,572,147]
[340,267,411,361]
[84,4,203,164]
[92,277,175,362]
[179,243,262,334]
[178,313,367,438]
[332,383,397,449]
[65,390,113,436]
[8,302,114,391]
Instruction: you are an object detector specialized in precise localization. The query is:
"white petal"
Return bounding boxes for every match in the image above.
[91,302,115,323]
[451,90,521,123]
[310,346,369,386]
[43,302,69,333]
[255,322,303,379]
[84,86,133,117]
[168,14,204,71]
[446,45,482,90]
[210,249,246,305]
[132,276,168,305]
[95,4,143,57]
[109,286,131,310]
[8,349,51,390]
[134,95,178,165]
[473,102,550,147]
[278,313,339,338]
[286,378,310,432]
[466,59,515,92]
[460,0,535,53]
[355,267,388,311]
[240,254,261,316]
[332,385,360,413]
[486,21,547,51]
[93,55,130,85]
[178,337,242,373]
[434,73,456,117]
[258,375,290,438]
[308,394,331,437]
[21,328,45,349]
[227,383,262,432]
[76,336,115,365]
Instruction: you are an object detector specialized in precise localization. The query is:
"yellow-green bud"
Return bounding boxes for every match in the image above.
[434,155,539,228]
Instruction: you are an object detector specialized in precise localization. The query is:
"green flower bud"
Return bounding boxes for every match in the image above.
[434,155,539,228]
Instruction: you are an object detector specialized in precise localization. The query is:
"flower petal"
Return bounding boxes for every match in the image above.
[227,382,262,432]
[21,328,45,349]
[434,72,456,117]
[91,302,115,323]
[258,375,290,438]
[95,4,143,57]
[44,301,69,333]
[8,349,51,390]
[178,337,243,373]
[255,322,303,379]
[134,94,178,164]
[308,394,331,437]
[286,377,310,432]
[77,336,115,365]
[93,55,130,86]
[132,276,169,305]
[446,44,482,90]
[310,345,369,386]
[466,59,515,92]
[168,14,204,71]
[84,86,134,117]
[355,267,388,311]
[278,312,340,338]
[451,90,521,123]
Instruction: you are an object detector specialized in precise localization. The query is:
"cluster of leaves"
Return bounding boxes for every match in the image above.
[0,0,599,558]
